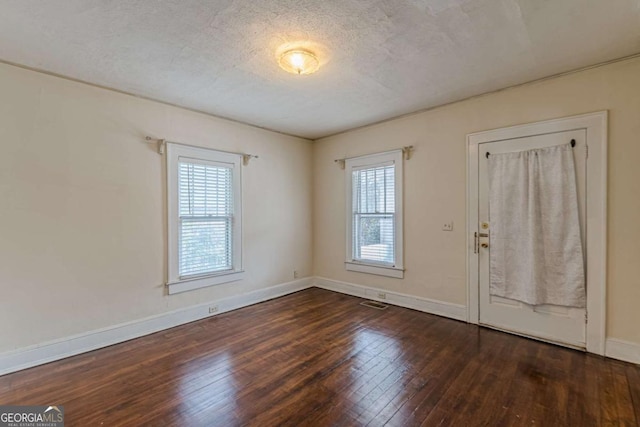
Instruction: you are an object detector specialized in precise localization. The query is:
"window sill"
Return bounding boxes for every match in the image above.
[167,270,245,295]
[345,262,404,279]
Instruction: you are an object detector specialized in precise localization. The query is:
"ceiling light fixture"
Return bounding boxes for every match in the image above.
[278,49,320,75]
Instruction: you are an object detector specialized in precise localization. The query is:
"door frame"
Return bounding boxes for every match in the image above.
[466,111,607,355]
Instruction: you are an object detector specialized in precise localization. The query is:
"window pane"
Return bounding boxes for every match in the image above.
[179,218,231,277]
[355,214,395,263]
[352,165,395,214]
[179,162,232,217]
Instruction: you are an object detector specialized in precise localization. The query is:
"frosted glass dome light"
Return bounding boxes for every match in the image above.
[278,49,320,75]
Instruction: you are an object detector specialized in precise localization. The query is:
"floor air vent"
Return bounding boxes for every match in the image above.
[360,300,389,310]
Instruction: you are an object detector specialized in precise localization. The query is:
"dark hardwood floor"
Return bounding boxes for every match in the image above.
[1,288,639,426]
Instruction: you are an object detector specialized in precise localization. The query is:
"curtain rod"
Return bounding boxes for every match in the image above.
[485,139,576,159]
[334,146,414,169]
[145,136,258,165]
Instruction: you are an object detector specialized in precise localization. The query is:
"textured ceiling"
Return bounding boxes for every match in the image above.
[0,0,639,139]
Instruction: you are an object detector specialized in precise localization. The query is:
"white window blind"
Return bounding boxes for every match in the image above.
[352,163,395,265]
[178,161,233,278]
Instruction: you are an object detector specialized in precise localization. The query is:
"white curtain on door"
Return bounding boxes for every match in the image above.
[488,143,585,307]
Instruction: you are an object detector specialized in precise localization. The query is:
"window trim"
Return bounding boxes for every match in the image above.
[166,143,244,294]
[345,150,404,279]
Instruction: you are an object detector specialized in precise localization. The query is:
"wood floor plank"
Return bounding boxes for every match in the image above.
[383,323,488,426]
[245,302,413,426]
[610,362,638,426]
[1,288,638,426]
[419,329,513,426]
[628,363,640,425]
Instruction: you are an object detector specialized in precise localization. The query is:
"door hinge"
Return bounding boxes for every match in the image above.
[586,144,589,158]
[585,311,588,322]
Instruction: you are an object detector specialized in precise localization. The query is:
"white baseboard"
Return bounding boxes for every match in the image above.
[313,277,467,322]
[5,276,634,377]
[606,338,640,365]
[0,277,313,376]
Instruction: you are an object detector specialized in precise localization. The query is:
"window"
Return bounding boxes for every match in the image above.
[166,143,243,294]
[345,150,404,278]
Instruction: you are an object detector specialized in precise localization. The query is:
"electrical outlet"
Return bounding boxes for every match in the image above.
[442,221,454,231]
[293,270,299,279]
[377,292,387,300]
[209,305,219,314]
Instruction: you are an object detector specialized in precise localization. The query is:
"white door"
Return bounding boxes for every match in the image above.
[477,129,587,349]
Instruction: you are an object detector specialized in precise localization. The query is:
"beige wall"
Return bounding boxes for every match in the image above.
[313,57,640,345]
[2,55,638,356]
[0,63,313,353]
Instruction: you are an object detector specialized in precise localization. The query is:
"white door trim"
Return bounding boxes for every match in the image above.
[466,111,608,355]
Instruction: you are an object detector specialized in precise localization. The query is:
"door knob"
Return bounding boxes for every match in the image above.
[481,243,489,249]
